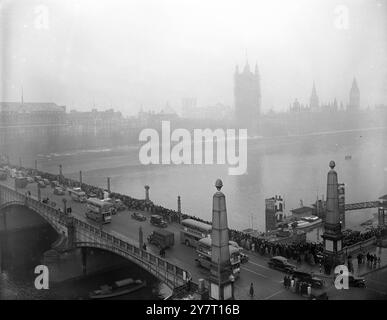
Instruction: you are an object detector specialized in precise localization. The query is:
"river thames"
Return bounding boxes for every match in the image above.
[32,128,387,232]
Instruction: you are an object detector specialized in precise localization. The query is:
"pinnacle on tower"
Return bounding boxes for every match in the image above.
[310,81,319,111]
[351,77,359,91]
[243,60,250,73]
[254,62,259,75]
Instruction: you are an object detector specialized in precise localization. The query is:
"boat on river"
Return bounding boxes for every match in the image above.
[295,216,322,230]
[89,278,146,299]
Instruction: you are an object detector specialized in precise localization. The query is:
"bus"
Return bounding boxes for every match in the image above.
[180,218,212,248]
[68,187,87,202]
[195,237,241,278]
[85,198,113,224]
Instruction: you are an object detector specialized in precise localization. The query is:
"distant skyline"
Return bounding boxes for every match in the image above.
[1,0,386,116]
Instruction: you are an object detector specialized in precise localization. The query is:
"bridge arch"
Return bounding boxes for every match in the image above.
[75,241,188,290]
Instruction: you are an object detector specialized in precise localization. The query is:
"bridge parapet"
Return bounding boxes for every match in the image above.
[73,217,190,289]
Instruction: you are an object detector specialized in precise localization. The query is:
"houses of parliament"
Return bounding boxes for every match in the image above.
[232,60,386,137]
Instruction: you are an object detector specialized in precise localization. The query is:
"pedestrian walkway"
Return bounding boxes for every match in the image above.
[348,246,387,276]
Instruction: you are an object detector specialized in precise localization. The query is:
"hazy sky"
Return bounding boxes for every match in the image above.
[1,0,386,115]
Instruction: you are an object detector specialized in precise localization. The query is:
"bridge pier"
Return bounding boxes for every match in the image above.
[0,230,7,272]
[1,211,7,232]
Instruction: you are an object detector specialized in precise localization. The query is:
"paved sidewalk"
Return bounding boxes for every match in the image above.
[348,246,387,276]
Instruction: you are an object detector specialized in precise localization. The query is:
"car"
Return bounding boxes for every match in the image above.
[268,256,297,273]
[334,272,366,288]
[51,180,60,188]
[240,252,249,263]
[150,214,168,228]
[114,199,127,211]
[87,192,97,198]
[37,180,46,188]
[43,178,50,185]
[53,187,65,195]
[26,176,34,183]
[131,212,146,221]
[291,270,324,288]
[348,274,366,288]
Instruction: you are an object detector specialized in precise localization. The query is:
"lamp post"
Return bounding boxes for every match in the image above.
[62,198,67,216]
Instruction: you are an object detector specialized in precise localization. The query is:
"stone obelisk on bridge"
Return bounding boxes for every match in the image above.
[209,179,234,300]
[322,161,344,272]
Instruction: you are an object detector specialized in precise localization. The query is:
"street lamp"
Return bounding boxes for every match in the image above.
[62,198,67,216]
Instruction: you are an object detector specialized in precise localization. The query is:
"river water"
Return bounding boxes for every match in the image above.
[1,128,386,299]
[33,128,387,231]
[0,220,168,300]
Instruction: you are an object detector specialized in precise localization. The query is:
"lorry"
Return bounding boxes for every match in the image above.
[15,177,28,188]
[147,229,174,249]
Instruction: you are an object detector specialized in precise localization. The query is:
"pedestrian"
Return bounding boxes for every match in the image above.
[186,278,191,292]
[377,256,381,267]
[373,254,377,268]
[249,283,254,298]
[142,243,147,251]
[283,275,287,289]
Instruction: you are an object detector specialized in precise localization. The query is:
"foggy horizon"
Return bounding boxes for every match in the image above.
[1,0,387,116]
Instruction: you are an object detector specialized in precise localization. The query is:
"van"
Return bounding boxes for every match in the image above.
[150,215,168,228]
[291,270,324,288]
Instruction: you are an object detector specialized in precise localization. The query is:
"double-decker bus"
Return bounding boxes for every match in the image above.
[195,237,241,277]
[68,187,87,202]
[180,218,212,248]
[85,198,113,224]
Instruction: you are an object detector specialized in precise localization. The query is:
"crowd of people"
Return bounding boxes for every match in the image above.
[6,163,387,265]
[342,226,386,247]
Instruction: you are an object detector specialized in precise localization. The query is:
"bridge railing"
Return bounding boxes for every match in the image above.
[73,217,191,288]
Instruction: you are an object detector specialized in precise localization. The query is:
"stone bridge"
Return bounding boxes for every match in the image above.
[0,184,191,290]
